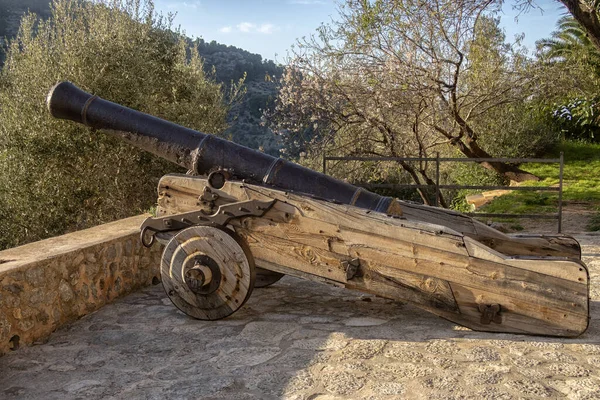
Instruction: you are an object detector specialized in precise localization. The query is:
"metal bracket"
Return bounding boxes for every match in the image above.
[199,186,219,203]
[342,258,361,280]
[140,199,275,247]
[478,304,502,325]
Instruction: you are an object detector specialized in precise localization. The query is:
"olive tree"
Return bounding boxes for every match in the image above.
[0,0,238,249]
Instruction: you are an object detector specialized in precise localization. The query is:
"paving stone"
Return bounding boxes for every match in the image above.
[343,317,388,327]
[321,370,366,395]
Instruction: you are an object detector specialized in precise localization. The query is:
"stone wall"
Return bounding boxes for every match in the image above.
[0,215,163,355]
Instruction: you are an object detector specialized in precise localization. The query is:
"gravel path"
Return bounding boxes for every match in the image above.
[1,235,599,400]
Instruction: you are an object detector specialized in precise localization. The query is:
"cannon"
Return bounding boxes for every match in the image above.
[47,82,589,336]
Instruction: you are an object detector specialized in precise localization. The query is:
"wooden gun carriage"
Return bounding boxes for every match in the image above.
[47,82,590,337]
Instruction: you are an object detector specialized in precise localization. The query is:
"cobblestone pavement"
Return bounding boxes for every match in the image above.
[1,235,600,400]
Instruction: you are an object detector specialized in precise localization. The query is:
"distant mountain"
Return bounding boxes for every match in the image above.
[0,0,52,64]
[195,39,283,155]
[0,0,283,154]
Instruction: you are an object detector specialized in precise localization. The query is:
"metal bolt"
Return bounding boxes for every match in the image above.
[185,264,213,292]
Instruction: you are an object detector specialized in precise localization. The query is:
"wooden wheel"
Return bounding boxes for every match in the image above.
[161,226,255,320]
[255,268,284,288]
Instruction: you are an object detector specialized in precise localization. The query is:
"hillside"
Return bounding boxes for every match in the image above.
[0,0,282,154]
[196,39,283,155]
[0,0,51,64]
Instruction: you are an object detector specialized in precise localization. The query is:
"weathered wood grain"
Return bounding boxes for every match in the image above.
[157,174,580,259]
[446,283,588,336]
[161,226,255,320]
[241,230,350,283]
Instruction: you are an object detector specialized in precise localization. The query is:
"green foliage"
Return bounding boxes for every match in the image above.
[195,39,281,84]
[519,141,600,202]
[535,15,600,143]
[193,38,284,155]
[0,2,284,156]
[509,223,524,231]
[538,16,600,73]
[475,102,561,158]
[481,191,556,214]
[0,0,52,65]
[271,1,542,188]
[0,0,230,250]
[448,161,505,212]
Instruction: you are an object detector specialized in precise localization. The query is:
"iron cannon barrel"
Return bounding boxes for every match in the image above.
[46,81,393,213]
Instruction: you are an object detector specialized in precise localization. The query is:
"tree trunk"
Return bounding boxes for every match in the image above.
[397,160,432,205]
[451,137,540,183]
[419,172,448,208]
[396,160,449,207]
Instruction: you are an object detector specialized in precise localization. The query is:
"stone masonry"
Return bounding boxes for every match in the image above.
[0,215,162,355]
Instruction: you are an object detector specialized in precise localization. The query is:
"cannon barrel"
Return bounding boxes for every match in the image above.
[47,82,393,213]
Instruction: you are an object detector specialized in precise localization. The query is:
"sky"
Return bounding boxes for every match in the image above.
[152,0,569,62]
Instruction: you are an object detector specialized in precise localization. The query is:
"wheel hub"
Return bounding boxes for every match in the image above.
[184,255,222,295]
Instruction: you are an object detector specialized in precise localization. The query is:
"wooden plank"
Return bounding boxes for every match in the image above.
[446,283,588,337]
[347,264,459,314]
[352,247,587,315]
[238,210,468,258]
[158,175,582,260]
[255,259,345,288]
[500,234,581,259]
[240,212,588,332]
[157,174,240,216]
[399,199,582,259]
[158,177,469,256]
[240,230,351,283]
[399,201,482,236]
[239,195,469,256]
[464,237,588,284]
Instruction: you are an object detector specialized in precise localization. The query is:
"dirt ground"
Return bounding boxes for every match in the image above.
[490,203,598,234]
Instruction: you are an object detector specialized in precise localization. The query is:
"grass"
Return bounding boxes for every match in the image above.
[476,141,600,228]
[521,141,600,203]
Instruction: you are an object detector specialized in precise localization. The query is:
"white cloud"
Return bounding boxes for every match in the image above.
[234,22,278,34]
[257,23,275,34]
[237,22,256,33]
[183,1,200,8]
[219,26,233,33]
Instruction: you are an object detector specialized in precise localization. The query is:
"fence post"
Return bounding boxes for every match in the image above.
[435,152,440,207]
[558,152,564,234]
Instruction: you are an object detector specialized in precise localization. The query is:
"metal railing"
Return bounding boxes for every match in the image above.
[322,153,565,233]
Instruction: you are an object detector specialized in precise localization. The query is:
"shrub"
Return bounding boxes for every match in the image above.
[0,0,231,249]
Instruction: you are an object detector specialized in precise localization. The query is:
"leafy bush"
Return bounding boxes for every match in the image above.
[475,103,561,159]
[0,0,232,250]
[552,97,600,142]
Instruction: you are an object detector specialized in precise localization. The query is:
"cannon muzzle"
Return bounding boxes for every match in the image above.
[47,81,394,213]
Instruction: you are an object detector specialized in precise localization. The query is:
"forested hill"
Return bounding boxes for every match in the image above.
[0,0,51,59]
[0,1,283,155]
[195,39,283,155]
